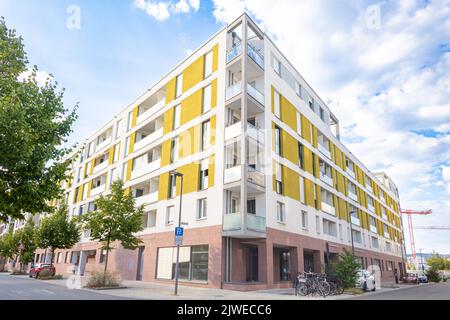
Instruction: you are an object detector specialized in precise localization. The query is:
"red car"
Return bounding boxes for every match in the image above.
[29,263,56,278]
[403,273,418,284]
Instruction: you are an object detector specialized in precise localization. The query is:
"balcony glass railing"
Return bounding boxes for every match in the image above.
[351,215,360,226]
[137,99,166,125]
[321,202,336,216]
[226,82,242,100]
[246,214,266,232]
[318,143,331,159]
[320,172,333,186]
[348,191,358,202]
[226,44,242,64]
[370,225,377,233]
[247,44,264,69]
[223,213,242,231]
[247,83,264,105]
[247,167,265,187]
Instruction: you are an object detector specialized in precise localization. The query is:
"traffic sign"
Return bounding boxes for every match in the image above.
[175,227,184,236]
[175,235,183,246]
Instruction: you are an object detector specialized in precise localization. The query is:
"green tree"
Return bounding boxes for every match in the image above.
[0,226,20,271]
[15,217,37,272]
[332,249,361,289]
[35,205,80,265]
[427,252,450,271]
[425,268,441,282]
[82,180,144,284]
[0,17,78,222]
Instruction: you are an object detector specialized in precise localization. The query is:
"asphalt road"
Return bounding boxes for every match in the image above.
[0,273,131,300]
[348,282,450,300]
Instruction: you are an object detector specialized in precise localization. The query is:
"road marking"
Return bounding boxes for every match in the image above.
[34,289,55,295]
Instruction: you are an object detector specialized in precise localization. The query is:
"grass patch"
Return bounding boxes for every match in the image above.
[344,288,365,295]
[38,274,63,280]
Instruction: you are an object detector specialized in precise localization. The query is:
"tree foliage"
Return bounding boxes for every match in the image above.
[427,252,450,271]
[0,226,20,270]
[82,180,144,278]
[0,17,78,222]
[332,249,361,289]
[35,204,80,264]
[15,217,37,268]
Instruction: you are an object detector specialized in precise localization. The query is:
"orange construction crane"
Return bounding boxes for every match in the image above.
[400,209,432,266]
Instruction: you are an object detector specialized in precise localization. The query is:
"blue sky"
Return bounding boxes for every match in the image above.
[1,0,450,254]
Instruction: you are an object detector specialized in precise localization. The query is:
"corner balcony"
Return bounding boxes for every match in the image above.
[223,212,266,234]
[226,44,242,64]
[247,43,264,69]
[225,82,265,107]
[224,165,265,188]
[224,121,265,144]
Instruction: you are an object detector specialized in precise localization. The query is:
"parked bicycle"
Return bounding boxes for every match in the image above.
[294,272,332,298]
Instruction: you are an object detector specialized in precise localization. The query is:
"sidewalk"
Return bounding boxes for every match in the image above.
[38,275,431,300]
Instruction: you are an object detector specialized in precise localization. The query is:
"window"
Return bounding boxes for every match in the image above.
[170,137,179,163]
[199,159,209,190]
[295,81,302,98]
[64,252,69,264]
[166,206,175,224]
[57,252,62,263]
[371,236,379,248]
[277,202,285,223]
[173,105,181,129]
[88,142,94,157]
[296,112,302,135]
[197,198,207,219]
[201,120,211,150]
[309,98,314,111]
[319,107,325,121]
[156,245,208,281]
[123,136,129,157]
[175,74,183,98]
[323,219,337,237]
[316,215,320,234]
[77,167,82,183]
[273,56,281,75]
[202,85,212,113]
[301,210,308,229]
[300,176,305,204]
[274,90,281,118]
[352,230,362,243]
[204,51,213,78]
[275,163,283,194]
[298,143,304,169]
[142,210,157,228]
[274,125,282,155]
[247,199,256,214]
[115,120,123,139]
[168,175,177,199]
[127,111,133,131]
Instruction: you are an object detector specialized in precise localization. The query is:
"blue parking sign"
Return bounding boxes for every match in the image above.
[175,227,184,236]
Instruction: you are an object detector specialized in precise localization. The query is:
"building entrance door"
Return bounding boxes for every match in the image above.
[136,246,145,281]
[245,246,259,282]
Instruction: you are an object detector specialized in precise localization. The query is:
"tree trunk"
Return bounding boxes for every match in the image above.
[103,239,110,286]
[1,257,6,272]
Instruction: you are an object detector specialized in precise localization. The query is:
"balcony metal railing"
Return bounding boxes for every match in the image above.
[226,44,242,64]
[247,44,264,69]
[247,83,264,105]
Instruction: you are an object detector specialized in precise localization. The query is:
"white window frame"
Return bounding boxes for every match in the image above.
[166,206,175,224]
[301,210,308,230]
[204,51,213,78]
[202,84,212,113]
[175,74,183,98]
[274,90,281,118]
[197,198,207,220]
[173,105,181,129]
[277,201,285,223]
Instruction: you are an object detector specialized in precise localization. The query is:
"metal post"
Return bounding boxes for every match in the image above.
[173,173,183,296]
[349,210,355,255]
[419,248,425,272]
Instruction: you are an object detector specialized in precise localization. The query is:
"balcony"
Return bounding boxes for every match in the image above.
[368,204,375,213]
[226,44,242,64]
[225,121,265,144]
[223,212,266,233]
[248,123,265,144]
[136,99,165,126]
[135,191,158,207]
[320,173,333,186]
[321,202,336,216]
[225,122,241,141]
[131,159,161,180]
[318,143,331,159]
[351,215,361,226]
[226,82,242,100]
[247,83,264,106]
[370,225,377,233]
[224,165,265,187]
[92,161,108,174]
[384,232,390,239]
[348,191,358,202]
[247,44,264,69]
[134,127,163,151]
[96,136,112,152]
[347,168,356,179]
[90,184,106,197]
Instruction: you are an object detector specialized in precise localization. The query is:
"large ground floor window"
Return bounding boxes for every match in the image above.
[156,245,209,282]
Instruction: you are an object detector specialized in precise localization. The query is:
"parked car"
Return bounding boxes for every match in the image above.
[417,274,428,283]
[355,270,376,292]
[29,263,55,278]
[403,273,418,283]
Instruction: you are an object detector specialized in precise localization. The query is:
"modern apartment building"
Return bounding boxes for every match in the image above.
[1,14,406,290]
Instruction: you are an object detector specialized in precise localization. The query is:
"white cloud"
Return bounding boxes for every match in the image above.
[212,0,450,253]
[18,69,53,87]
[134,0,200,21]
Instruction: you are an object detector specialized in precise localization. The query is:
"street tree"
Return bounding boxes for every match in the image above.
[35,204,80,265]
[0,17,78,222]
[0,226,20,271]
[82,180,144,284]
[332,249,361,289]
[15,217,38,272]
[427,252,450,271]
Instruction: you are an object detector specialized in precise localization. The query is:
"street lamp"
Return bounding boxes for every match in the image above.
[349,210,356,255]
[170,170,184,296]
